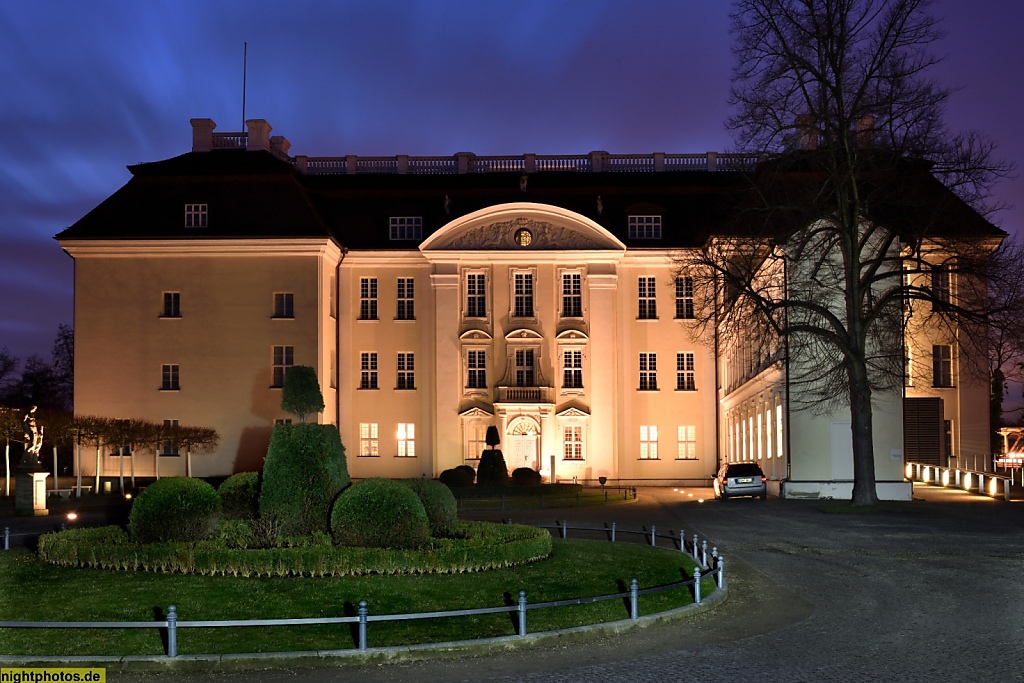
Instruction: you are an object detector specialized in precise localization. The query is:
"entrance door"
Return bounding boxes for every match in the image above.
[508,434,538,470]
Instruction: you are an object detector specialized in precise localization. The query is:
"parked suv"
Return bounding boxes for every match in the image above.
[714,462,767,500]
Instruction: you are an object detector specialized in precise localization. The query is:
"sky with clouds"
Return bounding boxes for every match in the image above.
[1,0,1020,363]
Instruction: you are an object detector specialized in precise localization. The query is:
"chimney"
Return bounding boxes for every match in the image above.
[795,114,820,150]
[190,118,216,152]
[245,119,271,152]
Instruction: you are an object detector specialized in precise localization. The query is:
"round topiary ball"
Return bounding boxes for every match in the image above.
[439,467,473,488]
[331,478,429,549]
[218,472,260,520]
[511,467,542,486]
[128,477,221,544]
[403,478,459,537]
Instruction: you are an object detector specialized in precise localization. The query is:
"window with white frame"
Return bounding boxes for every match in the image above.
[640,425,658,459]
[563,350,583,389]
[515,349,535,387]
[563,425,583,460]
[396,352,415,389]
[161,419,179,456]
[562,272,582,317]
[272,346,293,388]
[639,352,657,391]
[676,425,696,460]
[675,276,695,319]
[390,216,423,241]
[466,272,487,318]
[161,292,180,318]
[513,272,534,318]
[931,264,953,310]
[359,278,378,320]
[359,422,379,456]
[273,292,294,319]
[360,352,378,389]
[184,203,207,228]
[638,277,657,319]
[397,423,415,457]
[466,350,487,389]
[396,277,415,320]
[676,352,695,391]
[161,364,180,391]
[466,422,487,461]
[628,215,662,239]
[933,344,953,387]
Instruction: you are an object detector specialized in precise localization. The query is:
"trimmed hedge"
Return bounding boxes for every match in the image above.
[259,423,350,537]
[218,472,260,520]
[511,467,542,486]
[331,478,429,549]
[477,449,508,486]
[127,477,221,544]
[402,478,459,537]
[439,466,474,488]
[38,521,552,577]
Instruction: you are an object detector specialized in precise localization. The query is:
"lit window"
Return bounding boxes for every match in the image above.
[562,273,582,317]
[161,419,179,456]
[640,425,659,459]
[360,352,378,390]
[397,352,415,390]
[389,216,423,241]
[397,423,416,457]
[564,425,583,460]
[272,346,293,388]
[161,292,180,318]
[563,350,583,389]
[161,364,180,391]
[467,350,487,389]
[396,278,415,320]
[466,422,487,461]
[273,292,294,319]
[185,203,208,228]
[639,353,657,391]
[677,425,696,460]
[359,422,379,456]
[638,277,657,319]
[466,273,487,318]
[676,352,696,391]
[628,215,661,239]
[675,276,694,319]
[513,272,534,317]
[933,345,953,387]
[360,278,378,320]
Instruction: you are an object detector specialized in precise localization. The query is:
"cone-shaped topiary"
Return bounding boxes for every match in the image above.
[218,471,260,520]
[128,477,221,544]
[477,449,508,486]
[402,478,459,537]
[331,478,429,549]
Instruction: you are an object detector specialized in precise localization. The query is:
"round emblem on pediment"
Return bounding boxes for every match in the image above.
[514,228,533,247]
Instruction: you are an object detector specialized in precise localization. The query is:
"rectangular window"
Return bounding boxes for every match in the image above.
[562,273,582,317]
[389,216,423,241]
[396,277,415,320]
[564,425,583,460]
[273,292,294,318]
[639,353,657,391]
[515,349,535,387]
[272,346,294,387]
[397,352,415,389]
[397,423,416,457]
[514,272,534,318]
[161,364,180,391]
[776,405,784,460]
[161,419,179,456]
[676,352,696,391]
[933,345,953,387]
[563,350,583,389]
[466,423,487,460]
[628,215,662,239]
[931,265,952,310]
[275,418,293,426]
[359,278,378,320]
[184,203,208,228]
[677,425,696,460]
[360,352,379,389]
[466,273,486,318]
[944,420,954,458]
[359,422,379,456]
[467,350,487,389]
[640,425,659,459]
[638,277,657,319]
[675,276,694,319]
[161,292,180,318]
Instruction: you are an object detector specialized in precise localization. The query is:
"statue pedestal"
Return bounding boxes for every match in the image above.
[16,470,49,516]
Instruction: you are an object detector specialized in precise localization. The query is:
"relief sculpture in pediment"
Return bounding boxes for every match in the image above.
[444,216,604,250]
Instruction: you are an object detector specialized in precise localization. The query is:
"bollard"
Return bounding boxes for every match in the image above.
[517,590,528,636]
[358,601,368,650]
[3,527,8,551]
[630,578,639,619]
[166,605,178,657]
[712,546,718,565]
[680,529,686,553]
[611,521,616,542]
[692,534,699,560]
[650,525,656,547]
[694,566,702,603]
[561,520,567,539]
[702,540,708,567]
[717,555,726,589]
[1004,478,1011,502]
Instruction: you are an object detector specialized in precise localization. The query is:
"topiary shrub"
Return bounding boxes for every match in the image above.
[455,464,476,484]
[280,365,325,423]
[128,477,221,544]
[402,478,459,537]
[511,467,542,486]
[218,472,260,520]
[331,478,429,549]
[439,466,474,488]
[259,423,350,537]
[477,449,508,486]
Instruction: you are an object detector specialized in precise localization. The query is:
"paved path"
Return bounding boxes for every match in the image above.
[95,483,1024,682]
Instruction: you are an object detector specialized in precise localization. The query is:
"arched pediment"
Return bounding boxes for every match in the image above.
[505,328,543,341]
[421,203,626,252]
[555,329,589,342]
[460,329,494,342]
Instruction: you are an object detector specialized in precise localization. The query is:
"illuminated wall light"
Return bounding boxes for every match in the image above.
[66,513,78,521]
[989,478,998,496]
[904,463,913,479]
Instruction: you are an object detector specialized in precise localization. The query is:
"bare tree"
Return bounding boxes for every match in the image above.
[693,0,1009,505]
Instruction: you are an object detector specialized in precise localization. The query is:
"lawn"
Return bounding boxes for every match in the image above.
[0,538,715,657]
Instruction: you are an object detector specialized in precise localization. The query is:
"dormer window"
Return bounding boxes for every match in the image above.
[185,204,208,228]
[628,215,661,239]
[390,216,423,240]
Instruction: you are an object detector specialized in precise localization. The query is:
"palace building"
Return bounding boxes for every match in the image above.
[55,118,1000,499]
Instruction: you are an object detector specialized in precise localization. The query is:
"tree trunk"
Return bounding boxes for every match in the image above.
[848,357,880,506]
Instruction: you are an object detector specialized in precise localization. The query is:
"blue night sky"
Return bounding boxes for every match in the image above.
[1,1,1021,362]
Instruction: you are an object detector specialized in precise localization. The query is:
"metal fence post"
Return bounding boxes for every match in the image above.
[701,540,708,567]
[630,578,639,619]
[3,527,8,551]
[358,600,368,650]
[561,520,567,539]
[692,534,699,559]
[611,521,616,542]
[717,555,725,589]
[517,590,527,636]
[712,546,718,566]
[679,529,685,553]
[166,604,177,657]
[693,566,702,604]
[650,525,656,546]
